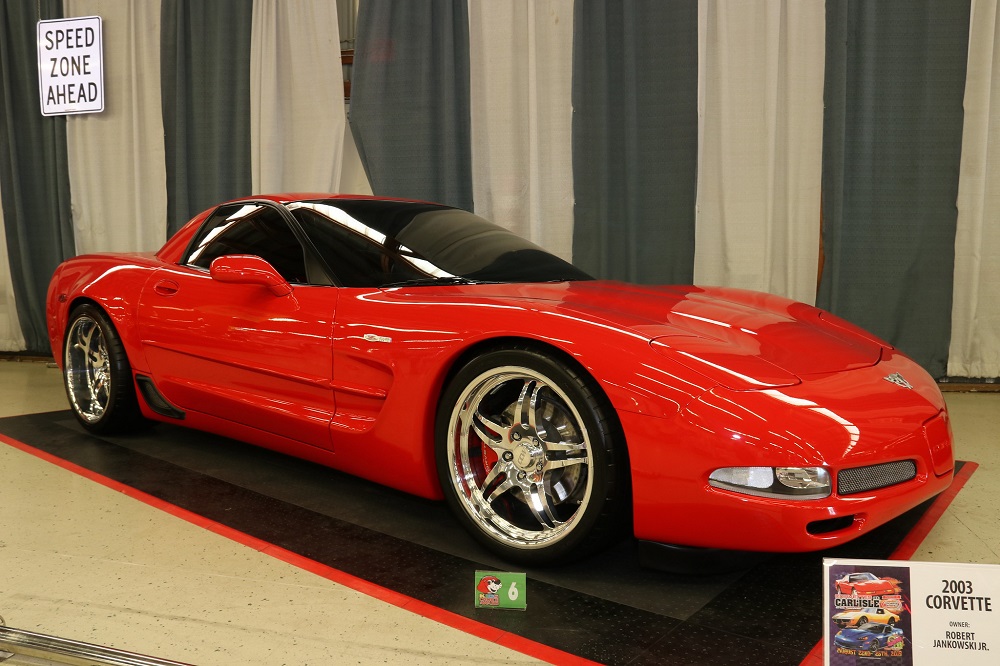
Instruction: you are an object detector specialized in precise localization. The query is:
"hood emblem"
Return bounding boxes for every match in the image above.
[883,372,913,389]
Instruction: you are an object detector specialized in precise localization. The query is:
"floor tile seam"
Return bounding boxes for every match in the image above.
[0,432,591,666]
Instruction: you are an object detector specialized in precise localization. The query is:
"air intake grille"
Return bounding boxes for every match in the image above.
[838,460,917,496]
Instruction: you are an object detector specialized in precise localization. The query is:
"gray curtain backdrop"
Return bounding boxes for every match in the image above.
[349,0,473,211]
[161,0,253,235]
[571,0,698,283]
[0,0,76,353]
[819,0,971,378]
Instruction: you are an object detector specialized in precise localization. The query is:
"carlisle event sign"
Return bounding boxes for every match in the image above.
[824,558,1000,665]
[37,16,104,116]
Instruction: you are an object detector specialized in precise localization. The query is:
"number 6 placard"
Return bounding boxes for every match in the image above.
[474,570,527,611]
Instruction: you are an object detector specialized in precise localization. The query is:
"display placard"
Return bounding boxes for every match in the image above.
[824,558,1000,664]
[474,570,526,610]
[37,16,104,116]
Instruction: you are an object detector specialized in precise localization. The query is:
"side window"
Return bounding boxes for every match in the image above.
[291,208,424,287]
[185,204,308,284]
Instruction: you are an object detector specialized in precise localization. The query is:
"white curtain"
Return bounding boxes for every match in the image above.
[65,0,168,255]
[694,0,825,304]
[948,0,1000,378]
[251,0,345,194]
[467,0,575,261]
[0,184,26,352]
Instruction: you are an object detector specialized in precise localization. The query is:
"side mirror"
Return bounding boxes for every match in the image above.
[209,255,292,296]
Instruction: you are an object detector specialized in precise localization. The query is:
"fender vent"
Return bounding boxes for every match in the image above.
[838,460,916,495]
[135,375,185,420]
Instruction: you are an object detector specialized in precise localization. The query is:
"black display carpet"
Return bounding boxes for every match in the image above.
[0,411,970,666]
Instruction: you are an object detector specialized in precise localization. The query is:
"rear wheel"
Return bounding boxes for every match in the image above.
[64,304,147,434]
[436,347,628,564]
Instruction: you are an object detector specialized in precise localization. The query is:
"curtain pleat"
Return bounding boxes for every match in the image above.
[66,0,168,255]
[571,0,699,283]
[161,0,253,235]
[250,0,345,194]
[467,0,575,261]
[948,0,1000,377]
[349,0,473,211]
[694,0,825,305]
[0,0,76,353]
[0,184,25,351]
[818,0,971,377]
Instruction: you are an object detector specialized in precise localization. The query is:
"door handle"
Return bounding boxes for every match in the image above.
[154,279,179,296]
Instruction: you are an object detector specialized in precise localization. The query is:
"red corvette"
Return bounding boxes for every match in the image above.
[46,194,954,565]
[835,573,903,597]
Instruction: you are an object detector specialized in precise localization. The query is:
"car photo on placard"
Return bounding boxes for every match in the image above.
[829,563,912,664]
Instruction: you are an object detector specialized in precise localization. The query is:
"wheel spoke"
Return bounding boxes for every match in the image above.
[543,456,589,472]
[543,440,586,453]
[471,410,512,454]
[483,474,517,505]
[514,379,544,431]
[525,483,561,528]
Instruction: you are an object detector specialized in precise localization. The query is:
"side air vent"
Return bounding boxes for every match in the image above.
[135,375,185,420]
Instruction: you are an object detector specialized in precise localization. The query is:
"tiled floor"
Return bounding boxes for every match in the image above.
[0,358,997,665]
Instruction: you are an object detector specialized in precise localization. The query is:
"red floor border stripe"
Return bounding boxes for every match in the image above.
[0,432,596,666]
[798,462,979,666]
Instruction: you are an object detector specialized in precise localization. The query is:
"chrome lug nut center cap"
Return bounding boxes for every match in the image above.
[513,441,544,471]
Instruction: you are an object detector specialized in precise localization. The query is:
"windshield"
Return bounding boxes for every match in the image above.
[287,199,592,287]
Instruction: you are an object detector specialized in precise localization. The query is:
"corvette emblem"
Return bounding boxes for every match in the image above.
[363,333,392,344]
[883,372,913,389]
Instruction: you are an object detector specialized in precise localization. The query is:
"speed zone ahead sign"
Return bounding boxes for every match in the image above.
[37,16,105,116]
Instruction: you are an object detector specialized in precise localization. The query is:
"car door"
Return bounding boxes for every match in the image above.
[136,201,338,448]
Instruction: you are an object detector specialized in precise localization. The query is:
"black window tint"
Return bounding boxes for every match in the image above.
[289,199,592,286]
[291,208,425,287]
[185,204,308,284]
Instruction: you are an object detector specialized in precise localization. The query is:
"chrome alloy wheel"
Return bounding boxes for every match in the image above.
[65,314,112,423]
[446,366,594,550]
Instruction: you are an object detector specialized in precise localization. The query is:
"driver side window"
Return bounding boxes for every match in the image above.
[184,203,308,284]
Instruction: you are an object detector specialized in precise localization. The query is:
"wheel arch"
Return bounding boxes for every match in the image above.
[47,257,159,374]
[435,335,627,447]
[432,333,633,502]
[64,295,149,375]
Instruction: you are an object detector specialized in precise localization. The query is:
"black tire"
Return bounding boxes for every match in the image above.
[436,346,628,565]
[888,618,896,627]
[63,303,147,434]
[857,616,868,625]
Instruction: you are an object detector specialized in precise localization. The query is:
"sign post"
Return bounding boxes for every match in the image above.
[37,16,104,117]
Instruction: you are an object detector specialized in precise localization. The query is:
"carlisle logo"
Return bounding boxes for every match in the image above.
[883,373,913,389]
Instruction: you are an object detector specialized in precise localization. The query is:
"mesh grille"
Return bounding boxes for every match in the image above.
[838,460,917,496]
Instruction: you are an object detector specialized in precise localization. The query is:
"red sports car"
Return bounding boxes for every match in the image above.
[46,194,955,565]
[835,573,903,597]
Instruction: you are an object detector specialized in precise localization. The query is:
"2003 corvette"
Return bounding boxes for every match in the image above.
[46,194,954,565]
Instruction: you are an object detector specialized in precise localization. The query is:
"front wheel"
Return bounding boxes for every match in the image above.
[63,304,147,434]
[436,347,628,564]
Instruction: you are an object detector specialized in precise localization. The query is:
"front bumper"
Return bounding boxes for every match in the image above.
[620,358,955,553]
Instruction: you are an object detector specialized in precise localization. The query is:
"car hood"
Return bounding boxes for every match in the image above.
[468,280,885,388]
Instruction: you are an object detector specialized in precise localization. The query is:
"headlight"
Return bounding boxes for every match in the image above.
[709,466,831,499]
